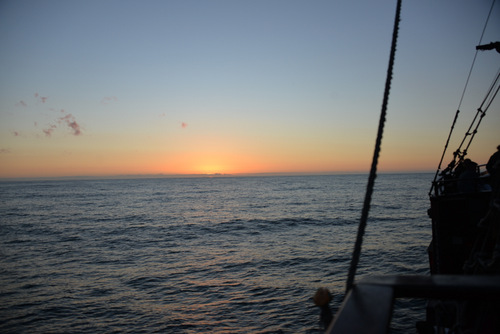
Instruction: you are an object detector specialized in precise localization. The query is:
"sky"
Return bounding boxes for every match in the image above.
[0,0,499,178]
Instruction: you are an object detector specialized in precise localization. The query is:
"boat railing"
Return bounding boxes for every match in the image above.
[326,274,500,334]
[430,163,491,197]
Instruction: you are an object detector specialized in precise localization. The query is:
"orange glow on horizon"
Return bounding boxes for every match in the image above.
[0,137,452,179]
[0,148,442,179]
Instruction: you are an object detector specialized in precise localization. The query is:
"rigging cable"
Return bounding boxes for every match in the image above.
[458,69,500,158]
[430,0,497,196]
[345,0,402,294]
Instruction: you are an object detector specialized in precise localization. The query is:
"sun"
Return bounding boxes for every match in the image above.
[197,163,227,175]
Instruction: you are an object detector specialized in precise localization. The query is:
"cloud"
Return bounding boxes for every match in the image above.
[16,92,47,108]
[101,96,117,105]
[17,92,83,137]
[43,124,57,137]
[34,93,47,103]
[58,113,82,136]
[41,113,82,137]
[0,148,11,154]
[181,122,188,128]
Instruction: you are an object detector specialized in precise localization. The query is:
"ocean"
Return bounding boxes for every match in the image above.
[0,173,432,333]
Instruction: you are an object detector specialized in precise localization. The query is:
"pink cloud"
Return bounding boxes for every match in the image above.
[35,93,47,103]
[43,124,57,137]
[181,122,188,128]
[13,131,19,136]
[38,111,83,137]
[34,93,47,103]
[22,93,84,137]
[101,96,117,105]
[58,113,82,136]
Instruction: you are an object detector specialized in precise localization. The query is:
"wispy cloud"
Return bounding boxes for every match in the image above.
[34,92,47,103]
[16,93,47,108]
[181,122,188,128]
[101,96,117,105]
[58,113,82,136]
[43,124,57,137]
[15,92,83,137]
[41,113,82,137]
[0,148,11,154]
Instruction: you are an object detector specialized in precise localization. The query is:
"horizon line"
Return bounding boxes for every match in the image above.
[0,170,435,181]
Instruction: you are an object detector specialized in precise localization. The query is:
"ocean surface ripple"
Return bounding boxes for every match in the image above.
[1,174,431,333]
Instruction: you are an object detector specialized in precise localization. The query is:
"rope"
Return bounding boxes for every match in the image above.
[461,70,500,157]
[429,108,460,196]
[456,0,495,119]
[345,0,402,294]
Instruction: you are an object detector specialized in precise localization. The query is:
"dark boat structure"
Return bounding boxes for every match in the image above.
[322,1,500,333]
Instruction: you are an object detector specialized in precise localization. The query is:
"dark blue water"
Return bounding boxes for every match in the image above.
[0,174,431,333]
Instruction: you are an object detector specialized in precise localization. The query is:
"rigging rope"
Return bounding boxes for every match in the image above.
[345,0,402,294]
[430,0,497,195]
[459,70,500,158]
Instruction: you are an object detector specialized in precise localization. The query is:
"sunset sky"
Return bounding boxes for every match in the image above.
[1,0,499,178]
